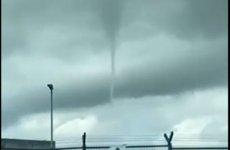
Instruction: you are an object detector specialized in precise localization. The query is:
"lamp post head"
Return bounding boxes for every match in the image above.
[47,84,54,91]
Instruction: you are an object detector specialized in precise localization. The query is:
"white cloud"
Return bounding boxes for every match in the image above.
[173,117,212,146]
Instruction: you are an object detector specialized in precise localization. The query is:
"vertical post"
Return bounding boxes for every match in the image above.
[82,132,86,150]
[47,84,54,149]
[50,89,54,148]
[164,131,174,150]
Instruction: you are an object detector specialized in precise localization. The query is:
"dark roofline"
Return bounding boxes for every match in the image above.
[1,138,52,143]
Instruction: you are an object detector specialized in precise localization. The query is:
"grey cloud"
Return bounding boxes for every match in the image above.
[1,24,27,57]
[134,0,228,39]
[97,0,123,40]
[117,47,228,98]
[2,43,228,129]
[2,0,228,58]
[2,0,100,58]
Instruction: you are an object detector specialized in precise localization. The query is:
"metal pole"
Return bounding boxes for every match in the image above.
[82,132,86,150]
[164,132,174,150]
[50,89,54,148]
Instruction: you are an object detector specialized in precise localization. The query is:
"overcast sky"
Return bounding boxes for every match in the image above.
[2,0,228,147]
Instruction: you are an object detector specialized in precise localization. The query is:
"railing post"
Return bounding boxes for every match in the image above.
[164,131,174,150]
[82,132,86,150]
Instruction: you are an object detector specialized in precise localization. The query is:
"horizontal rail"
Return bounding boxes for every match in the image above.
[173,147,228,150]
[126,145,168,148]
[55,144,168,149]
[1,145,227,150]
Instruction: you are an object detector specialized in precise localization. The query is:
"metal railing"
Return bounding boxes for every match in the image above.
[1,132,228,150]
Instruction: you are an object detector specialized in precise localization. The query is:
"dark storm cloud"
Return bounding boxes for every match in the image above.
[2,44,228,129]
[117,48,228,98]
[2,0,228,58]
[98,0,123,40]
[1,23,27,57]
[132,0,228,39]
[2,0,100,58]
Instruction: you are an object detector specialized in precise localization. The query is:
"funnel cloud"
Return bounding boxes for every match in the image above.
[98,0,124,103]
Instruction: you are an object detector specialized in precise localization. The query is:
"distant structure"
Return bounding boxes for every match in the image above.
[109,145,126,150]
[1,138,55,149]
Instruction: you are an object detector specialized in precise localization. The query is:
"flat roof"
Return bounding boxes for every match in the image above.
[1,138,52,143]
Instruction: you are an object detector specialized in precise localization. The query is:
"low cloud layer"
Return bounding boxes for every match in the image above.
[2,35,227,129]
[2,88,228,146]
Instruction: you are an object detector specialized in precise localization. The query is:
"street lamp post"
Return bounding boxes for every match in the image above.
[47,84,54,148]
